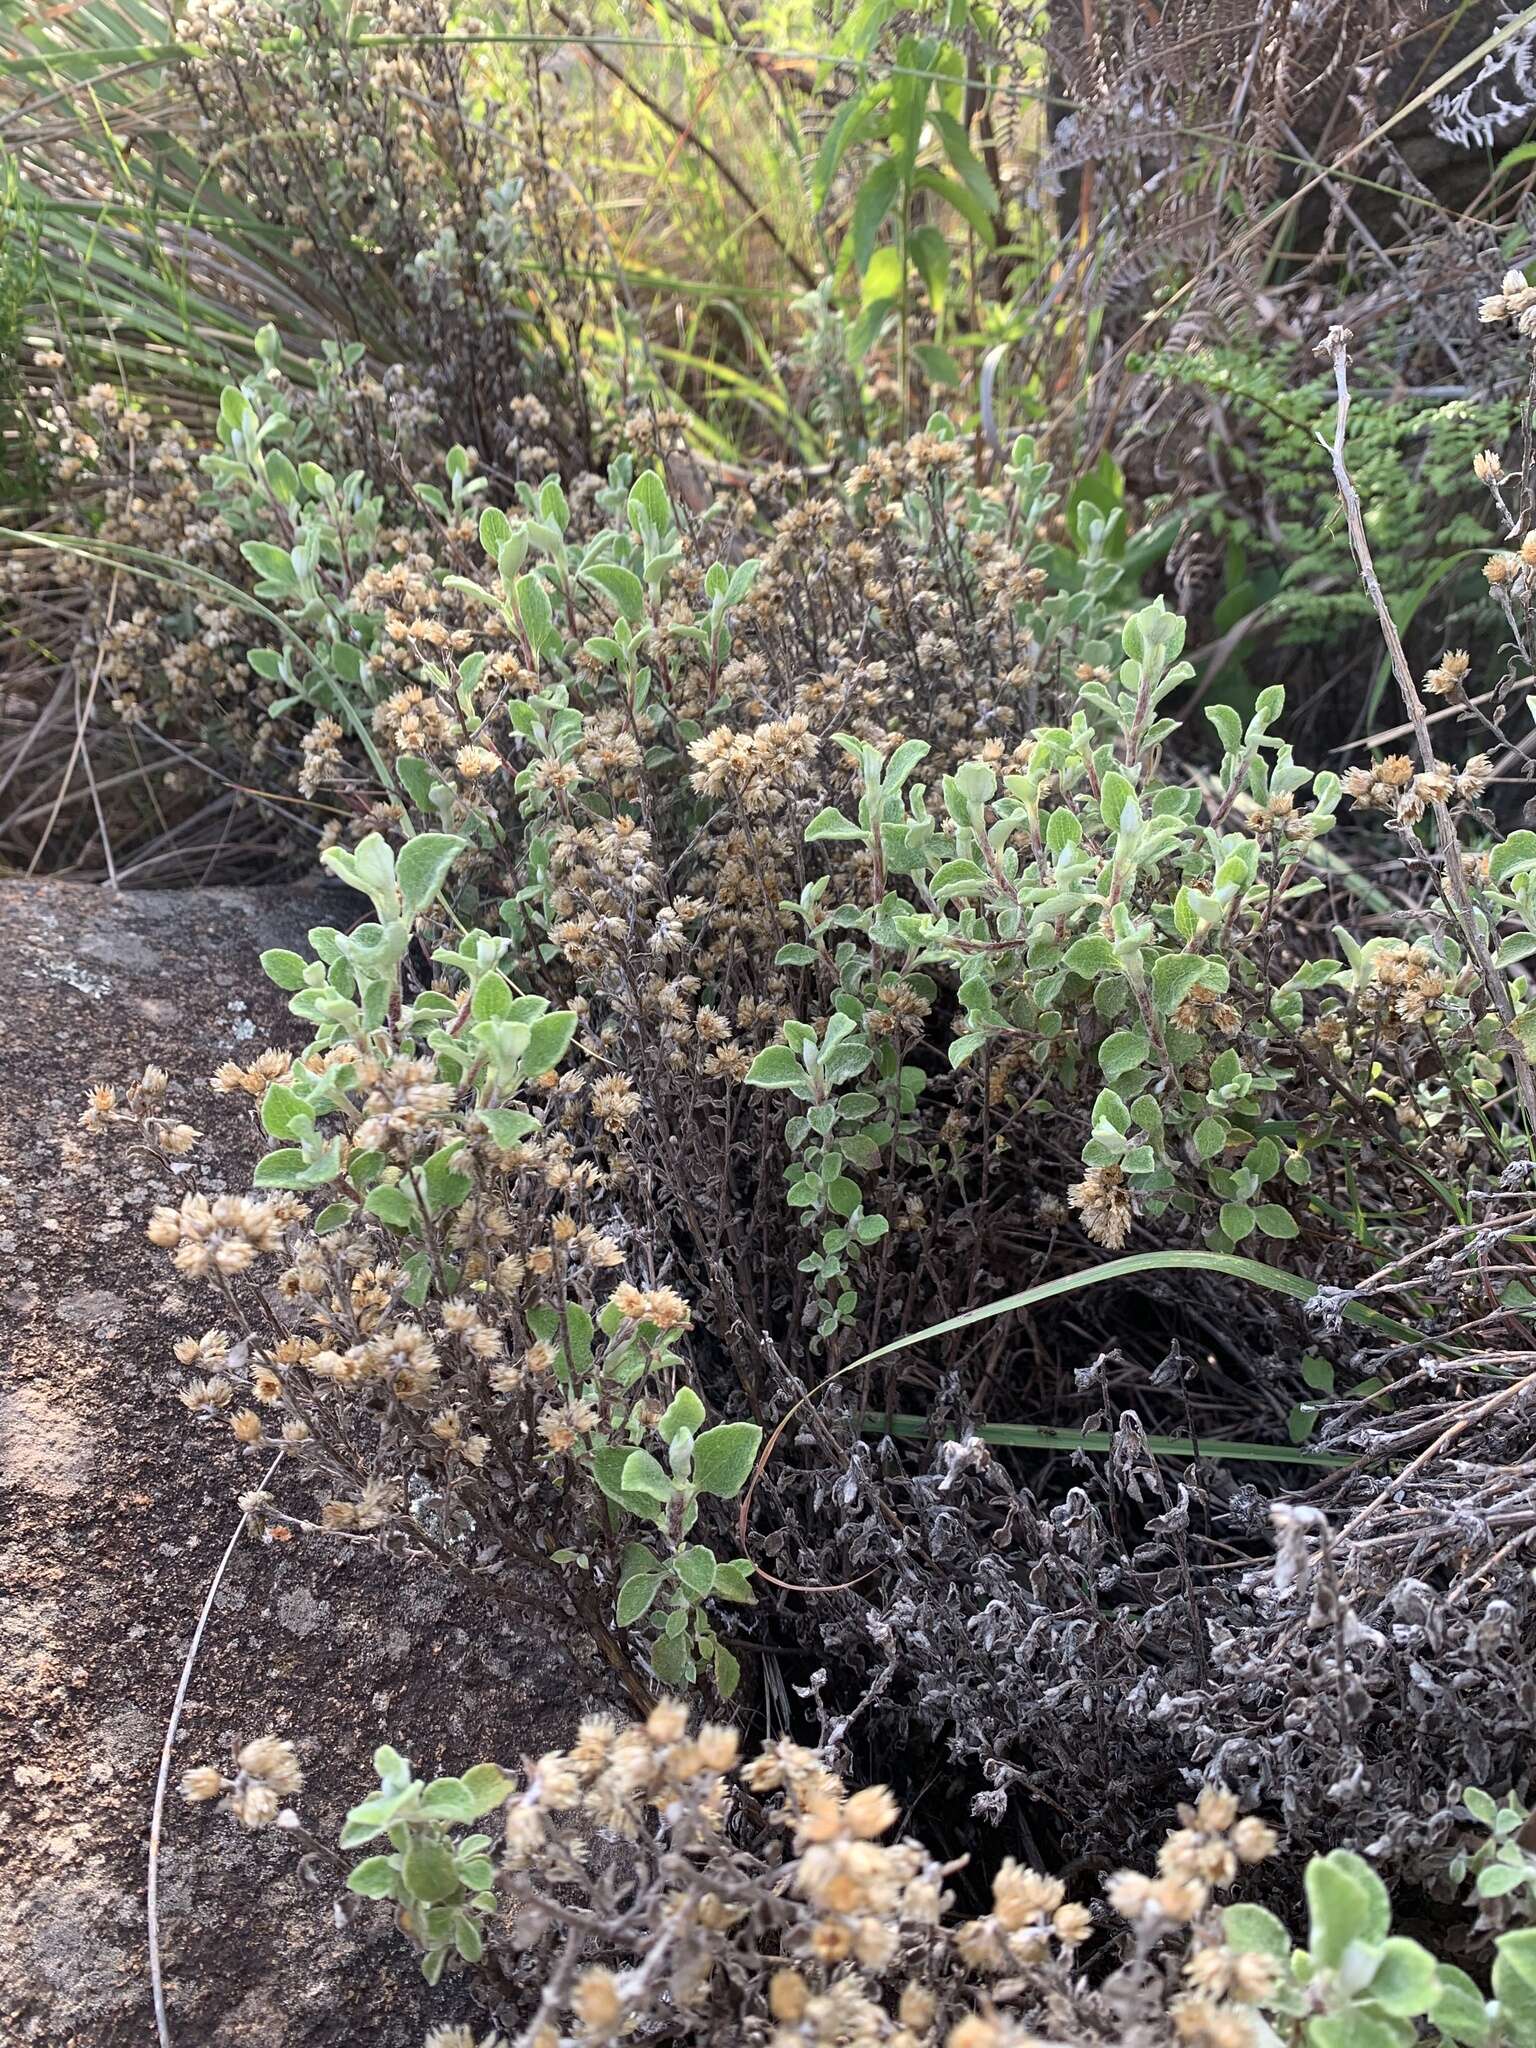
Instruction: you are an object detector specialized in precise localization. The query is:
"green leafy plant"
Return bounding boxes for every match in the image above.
[599,1384,760,1697]
[814,11,999,400]
[746,996,907,1340]
[173,360,1536,1365]
[121,823,767,1705]
[1225,1847,1536,2047]
[1453,1789,1536,1918]
[341,1747,512,1984]
[743,595,1346,1291]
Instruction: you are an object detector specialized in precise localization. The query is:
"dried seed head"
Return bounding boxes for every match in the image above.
[843,1784,900,1839]
[570,1968,623,2034]
[237,1734,304,1796]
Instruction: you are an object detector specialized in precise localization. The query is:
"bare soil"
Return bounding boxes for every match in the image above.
[1,880,615,2047]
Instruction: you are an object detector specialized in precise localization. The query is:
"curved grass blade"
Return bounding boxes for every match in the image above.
[848,1248,1420,1381]
[743,1248,1417,1587]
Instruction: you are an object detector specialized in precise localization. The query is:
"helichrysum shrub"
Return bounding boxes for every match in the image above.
[188,1701,1275,2035]
[216,407,1282,1336]
[120,372,1536,1675]
[114,276,1536,1908]
[128,825,762,1702]
[183,1702,1536,2048]
[214,401,1536,1341]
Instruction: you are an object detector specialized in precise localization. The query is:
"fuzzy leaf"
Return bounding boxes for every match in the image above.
[421,1144,472,1216]
[1497,1929,1536,2046]
[745,1046,805,1088]
[240,539,298,588]
[1151,954,1207,1015]
[658,1387,706,1444]
[590,1444,638,1505]
[373,1744,412,1790]
[252,1146,307,1188]
[1064,934,1119,980]
[615,1571,662,1626]
[364,1182,417,1231]
[419,1779,477,1823]
[1369,1937,1439,2018]
[627,469,672,535]
[714,1642,741,1699]
[585,562,646,624]
[397,834,466,922]
[1430,1962,1491,2046]
[514,572,553,652]
[1223,1903,1292,1965]
[1099,1028,1149,1080]
[402,1843,459,1906]
[1306,1849,1390,1968]
[1099,770,1137,836]
[805,806,865,842]
[259,1081,311,1139]
[522,1009,578,1076]
[712,1559,757,1604]
[1490,830,1536,884]
[478,1108,537,1149]
[620,1448,674,1501]
[1254,1204,1299,1240]
[1307,2015,1405,2048]
[650,1630,692,1687]
[346,1855,398,1898]
[458,1764,511,1818]
[675,1544,717,1598]
[471,972,515,1021]
[691,1421,763,1499]
[478,505,512,557]
[260,947,309,990]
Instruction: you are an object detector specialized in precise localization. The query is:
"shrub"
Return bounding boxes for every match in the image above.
[114,276,1536,1889]
[215,385,1534,1314]
[120,832,762,1702]
[175,0,593,467]
[189,1701,1275,2036]
[184,1703,1536,2048]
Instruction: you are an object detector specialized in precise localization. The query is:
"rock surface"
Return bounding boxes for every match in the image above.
[1,881,611,2046]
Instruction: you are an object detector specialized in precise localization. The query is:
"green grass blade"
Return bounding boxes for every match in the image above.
[743,1252,1418,1504]
[871,1414,1352,1468]
[847,1249,1419,1381]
